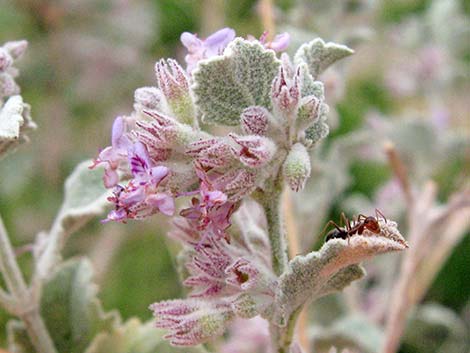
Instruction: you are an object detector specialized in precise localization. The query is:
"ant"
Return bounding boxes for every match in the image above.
[323,209,387,243]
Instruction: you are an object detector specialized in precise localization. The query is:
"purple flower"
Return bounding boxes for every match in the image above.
[180,28,236,73]
[104,142,175,222]
[258,31,290,52]
[179,164,236,243]
[91,116,131,188]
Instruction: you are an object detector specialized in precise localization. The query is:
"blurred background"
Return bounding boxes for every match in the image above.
[0,0,469,351]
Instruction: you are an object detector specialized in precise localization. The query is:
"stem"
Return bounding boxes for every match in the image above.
[0,215,28,297]
[283,189,308,350]
[261,182,288,276]
[0,215,58,353]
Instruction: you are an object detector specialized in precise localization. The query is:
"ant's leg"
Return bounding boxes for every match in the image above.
[375,208,388,223]
[340,212,351,231]
[340,212,353,243]
[319,220,343,239]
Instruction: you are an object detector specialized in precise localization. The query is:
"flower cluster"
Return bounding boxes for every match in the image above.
[151,200,277,345]
[92,27,356,348]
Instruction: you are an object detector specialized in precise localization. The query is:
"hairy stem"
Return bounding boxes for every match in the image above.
[283,189,308,350]
[262,182,288,276]
[0,215,58,353]
[0,215,28,298]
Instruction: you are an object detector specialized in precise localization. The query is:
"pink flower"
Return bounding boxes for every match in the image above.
[258,31,290,52]
[104,142,175,222]
[180,28,236,73]
[91,116,131,188]
[180,164,236,243]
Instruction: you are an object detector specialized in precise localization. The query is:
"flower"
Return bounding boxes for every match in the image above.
[91,116,131,188]
[180,28,236,73]
[104,141,175,222]
[258,31,290,52]
[179,164,236,243]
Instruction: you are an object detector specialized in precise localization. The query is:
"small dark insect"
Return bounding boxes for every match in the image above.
[323,209,387,243]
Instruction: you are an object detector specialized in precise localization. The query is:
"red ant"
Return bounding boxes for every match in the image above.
[323,209,387,242]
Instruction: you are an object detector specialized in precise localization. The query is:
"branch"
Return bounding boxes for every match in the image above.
[0,214,57,353]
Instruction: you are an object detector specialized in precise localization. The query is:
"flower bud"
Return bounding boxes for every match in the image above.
[229,133,277,168]
[271,66,300,116]
[296,95,323,132]
[155,59,196,126]
[230,293,271,319]
[282,143,311,192]
[134,86,162,111]
[150,298,234,346]
[4,40,28,60]
[0,48,13,72]
[241,106,270,136]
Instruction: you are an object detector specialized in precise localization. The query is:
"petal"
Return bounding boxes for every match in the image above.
[204,28,236,56]
[180,32,203,51]
[147,193,175,216]
[150,165,169,184]
[270,32,290,52]
[103,168,119,188]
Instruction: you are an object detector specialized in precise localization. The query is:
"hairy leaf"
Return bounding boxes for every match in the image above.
[192,38,280,125]
[58,159,111,230]
[294,39,353,78]
[0,95,23,139]
[0,95,35,159]
[8,259,119,353]
[35,160,110,279]
[273,220,407,326]
[85,318,207,353]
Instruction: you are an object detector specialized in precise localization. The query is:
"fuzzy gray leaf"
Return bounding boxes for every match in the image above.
[193,38,280,125]
[8,259,119,353]
[294,39,353,78]
[305,116,329,146]
[59,159,110,229]
[273,220,407,326]
[0,95,35,159]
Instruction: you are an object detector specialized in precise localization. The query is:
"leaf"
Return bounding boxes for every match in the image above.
[0,95,24,140]
[58,159,111,230]
[84,319,207,353]
[35,160,111,279]
[273,220,407,326]
[0,95,35,159]
[294,39,353,78]
[192,38,280,126]
[8,259,120,353]
[311,315,383,353]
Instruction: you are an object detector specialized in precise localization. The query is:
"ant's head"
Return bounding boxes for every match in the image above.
[364,216,380,233]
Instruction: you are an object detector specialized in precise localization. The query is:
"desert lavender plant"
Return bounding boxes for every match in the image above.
[88,28,408,352]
